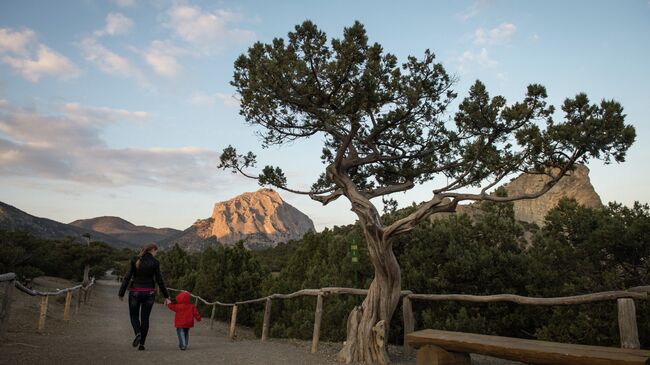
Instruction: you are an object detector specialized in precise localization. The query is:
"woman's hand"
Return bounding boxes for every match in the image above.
[119,296,124,302]
[164,298,172,305]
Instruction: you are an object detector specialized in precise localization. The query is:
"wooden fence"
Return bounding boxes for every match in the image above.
[0,272,96,338]
[168,285,648,353]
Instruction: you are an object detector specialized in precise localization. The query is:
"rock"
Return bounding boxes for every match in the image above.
[161,189,315,251]
[431,165,603,226]
[210,189,314,248]
[502,165,603,226]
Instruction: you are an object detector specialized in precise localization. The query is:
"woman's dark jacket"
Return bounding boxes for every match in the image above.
[118,252,170,298]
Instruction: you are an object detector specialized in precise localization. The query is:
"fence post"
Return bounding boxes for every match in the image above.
[210,304,216,329]
[0,279,14,339]
[402,295,415,355]
[37,295,48,333]
[229,305,238,340]
[63,291,72,321]
[617,298,640,349]
[311,293,324,353]
[261,298,272,341]
[76,287,83,313]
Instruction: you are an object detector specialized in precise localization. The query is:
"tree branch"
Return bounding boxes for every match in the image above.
[365,180,415,200]
[309,189,344,205]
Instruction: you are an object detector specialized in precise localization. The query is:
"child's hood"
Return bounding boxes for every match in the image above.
[176,291,191,304]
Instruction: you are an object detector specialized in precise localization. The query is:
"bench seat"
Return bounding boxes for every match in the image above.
[406,329,650,365]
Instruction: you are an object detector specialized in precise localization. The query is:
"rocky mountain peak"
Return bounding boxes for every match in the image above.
[501,164,603,225]
[210,188,314,249]
[161,189,315,251]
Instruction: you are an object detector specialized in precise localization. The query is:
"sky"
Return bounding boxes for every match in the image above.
[0,0,649,231]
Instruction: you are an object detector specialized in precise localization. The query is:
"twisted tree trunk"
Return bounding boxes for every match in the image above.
[325,162,404,364]
[338,231,400,365]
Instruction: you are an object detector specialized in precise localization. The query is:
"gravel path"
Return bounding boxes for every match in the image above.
[0,278,521,365]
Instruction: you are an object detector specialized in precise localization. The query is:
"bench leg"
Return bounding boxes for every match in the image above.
[416,345,471,365]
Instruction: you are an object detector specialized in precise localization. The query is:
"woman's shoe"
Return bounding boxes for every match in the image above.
[138,345,145,351]
[132,333,141,347]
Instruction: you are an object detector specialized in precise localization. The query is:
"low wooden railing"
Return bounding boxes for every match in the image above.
[0,272,96,338]
[168,285,648,354]
[3,271,645,351]
[402,286,649,353]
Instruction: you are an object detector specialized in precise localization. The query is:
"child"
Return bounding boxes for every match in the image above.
[166,291,201,350]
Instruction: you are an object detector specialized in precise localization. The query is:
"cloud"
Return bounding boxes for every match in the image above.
[143,40,184,77]
[190,91,240,108]
[79,37,147,84]
[0,28,37,55]
[0,100,225,191]
[473,23,516,46]
[165,5,255,50]
[216,93,240,108]
[458,0,490,22]
[531,33,541,43]
[0,27,81,82]
[113,0,135,8]
[189,91,217,106]
[2,45,81,82]
[96,13,134,36]
[457,47,497,74]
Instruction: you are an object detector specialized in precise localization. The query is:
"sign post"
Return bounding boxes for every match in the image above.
[351,240,359,288]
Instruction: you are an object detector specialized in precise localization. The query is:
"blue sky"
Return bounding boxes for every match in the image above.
[0,0,648,231]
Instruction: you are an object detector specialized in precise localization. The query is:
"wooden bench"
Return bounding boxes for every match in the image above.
[406,329,650,365]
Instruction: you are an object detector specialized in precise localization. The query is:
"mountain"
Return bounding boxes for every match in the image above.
[158,217,220,252]
[69,216,180,247]
[0,201,132,248]
[443,164,603,226]
[161,189,315,251]
[501,164,603,226]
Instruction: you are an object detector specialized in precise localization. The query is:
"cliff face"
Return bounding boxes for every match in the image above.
[502,165,603,226]
[432,164,603,226]
[210,189,315,248]
[161,189,315,251]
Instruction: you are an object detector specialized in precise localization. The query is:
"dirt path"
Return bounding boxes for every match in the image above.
[0,278,345,365]
[1,278,519,365]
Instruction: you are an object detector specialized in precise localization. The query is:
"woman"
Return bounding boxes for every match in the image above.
[118,243,171,350]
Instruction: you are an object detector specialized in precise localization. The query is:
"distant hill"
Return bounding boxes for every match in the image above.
[158,217,221,252]
[0,201,132,248]
[70,216,180,247]
[160,189,315,251]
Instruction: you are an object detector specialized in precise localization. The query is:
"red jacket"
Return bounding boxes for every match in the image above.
[166,291,201,328]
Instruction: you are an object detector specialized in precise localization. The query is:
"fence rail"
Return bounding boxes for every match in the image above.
[0,272,96,339]
[168,285,647,353]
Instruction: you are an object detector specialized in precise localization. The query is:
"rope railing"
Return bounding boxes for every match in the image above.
[0,272,96,338]
[167,285,647,353]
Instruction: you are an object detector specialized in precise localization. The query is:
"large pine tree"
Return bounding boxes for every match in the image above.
[219,21,635,364]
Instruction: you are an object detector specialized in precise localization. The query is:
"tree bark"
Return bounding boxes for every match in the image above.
[338,232,401,365]
[329,165,403,365]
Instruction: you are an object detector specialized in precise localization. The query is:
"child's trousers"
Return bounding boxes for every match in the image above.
[176,328,190,348]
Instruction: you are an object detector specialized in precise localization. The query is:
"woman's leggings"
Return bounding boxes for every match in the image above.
[128,291,155,345]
